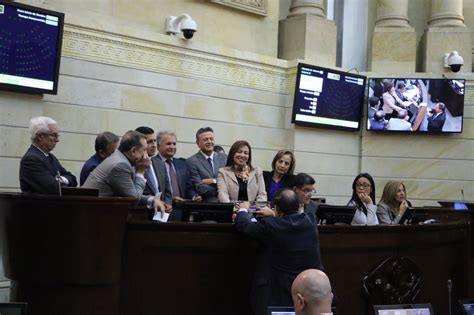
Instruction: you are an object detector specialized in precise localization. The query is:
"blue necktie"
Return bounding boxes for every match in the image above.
[207,157,214,174]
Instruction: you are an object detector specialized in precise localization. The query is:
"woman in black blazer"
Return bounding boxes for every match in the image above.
[263,150,296,201]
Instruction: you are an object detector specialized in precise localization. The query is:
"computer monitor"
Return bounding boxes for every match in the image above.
[459,299,474,315]
[374,303,433,315]
[267,306,337,315]
[399,207,429,225]
[181,201,234,223]
[317,204,357,225]
[0,303,28,315]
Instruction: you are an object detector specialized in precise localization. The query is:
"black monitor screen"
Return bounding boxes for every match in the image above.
[181,202,234,223]
[459,299,474,315]
[0,1,64,94]
[374,304,433,315]
[292,63,366,131]
[317,204,357,225]
[367,78,464,133]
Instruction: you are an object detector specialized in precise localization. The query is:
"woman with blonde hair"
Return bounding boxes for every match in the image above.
[377,180,410,224]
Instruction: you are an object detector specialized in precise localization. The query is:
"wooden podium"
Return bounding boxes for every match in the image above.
[0,193,136,315]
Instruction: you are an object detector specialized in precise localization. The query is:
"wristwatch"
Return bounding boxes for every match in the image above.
[212,178,217,184]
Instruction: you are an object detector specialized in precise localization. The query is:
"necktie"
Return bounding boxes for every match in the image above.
[166,159,181,197]
[207,157,214,174]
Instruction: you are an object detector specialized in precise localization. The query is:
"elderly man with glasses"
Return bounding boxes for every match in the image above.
[19,116,77,195]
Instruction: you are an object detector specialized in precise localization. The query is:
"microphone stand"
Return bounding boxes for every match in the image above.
[447,279,452,315]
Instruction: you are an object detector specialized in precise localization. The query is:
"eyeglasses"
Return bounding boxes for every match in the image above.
[42,132,59,139]
[301,188,316,194]
[356,184,371,189]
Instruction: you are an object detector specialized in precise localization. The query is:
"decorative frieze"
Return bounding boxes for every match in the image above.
[61,25,287,94]
[208,0,267,17]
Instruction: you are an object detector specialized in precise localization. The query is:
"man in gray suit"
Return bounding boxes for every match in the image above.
[135,126,172,205]
[186,127,227,202]
[83,130,166,214]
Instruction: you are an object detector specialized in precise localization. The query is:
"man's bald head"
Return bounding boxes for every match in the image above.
[292,269,333,315]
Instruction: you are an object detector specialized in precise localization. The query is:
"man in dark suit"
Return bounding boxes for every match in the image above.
[20,116,77,195]
[186,127,227,202]
[135,127,172,205]
[235,189,323,315]
[427,102,447,132]
[79,131,120,185]
[293,173,319,219]
[83,130,166,214]
[156,131,196,199]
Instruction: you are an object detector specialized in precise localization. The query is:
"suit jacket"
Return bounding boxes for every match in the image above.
[20,145,77,195]
[83,150,148,204]
[304,200,320,219]
[235,211,323,315]
[186,151,227,202]
[427,111,446,132]
[173,157,196,199]
[262,171,295,200]
[143,156,172,204]
[217,166,267,202]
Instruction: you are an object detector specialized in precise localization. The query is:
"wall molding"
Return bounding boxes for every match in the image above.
[62,25,287,94]
[208,0,268,17]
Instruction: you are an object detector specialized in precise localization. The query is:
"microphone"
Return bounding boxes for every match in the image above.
[55,171,62,197]
[447,279,452,315]
[461,189,465,201]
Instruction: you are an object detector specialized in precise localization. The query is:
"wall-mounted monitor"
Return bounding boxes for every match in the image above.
[292,63,367,131]
[0,0,65,95]
[367,78,464,133]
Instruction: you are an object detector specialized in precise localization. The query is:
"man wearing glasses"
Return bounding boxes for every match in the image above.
[19,116,77,195]
[293,173,319,218]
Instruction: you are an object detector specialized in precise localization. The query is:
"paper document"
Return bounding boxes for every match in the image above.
[153,212,169,222]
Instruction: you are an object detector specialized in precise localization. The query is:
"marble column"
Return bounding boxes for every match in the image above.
[370,0,416,72]
[278,0,336,66]
[422,0,471,72]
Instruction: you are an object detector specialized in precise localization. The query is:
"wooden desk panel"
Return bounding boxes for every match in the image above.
[0,194,471,315]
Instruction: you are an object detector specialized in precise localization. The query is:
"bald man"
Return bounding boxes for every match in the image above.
[292,269,333,315]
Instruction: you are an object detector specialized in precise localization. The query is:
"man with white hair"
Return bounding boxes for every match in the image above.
[292,269,333,315]
[19,116,77,194]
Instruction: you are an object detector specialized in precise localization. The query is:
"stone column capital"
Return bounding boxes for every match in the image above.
[288,0,326,18]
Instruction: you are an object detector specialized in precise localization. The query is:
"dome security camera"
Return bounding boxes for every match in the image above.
[180,17,197,39]
[444,51,464,73]
[166,14,197,40]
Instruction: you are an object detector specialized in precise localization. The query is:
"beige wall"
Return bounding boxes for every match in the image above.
[0,0,472,204]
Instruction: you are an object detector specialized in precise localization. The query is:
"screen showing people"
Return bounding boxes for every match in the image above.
[367,78,465,133]
[292,63,366,131]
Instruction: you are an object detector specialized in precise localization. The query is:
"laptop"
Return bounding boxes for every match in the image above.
[0,303,28,315]
[267,306,336,315]
[374,303,433,315]
[459,299,474,315]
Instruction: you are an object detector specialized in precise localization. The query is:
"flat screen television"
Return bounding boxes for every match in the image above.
[367,78,465,133]
[0,0,65,94]
[292,63,366,131]
[317,204,357,225]
[373,303,433,315]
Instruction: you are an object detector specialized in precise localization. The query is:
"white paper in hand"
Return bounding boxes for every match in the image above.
[152,212,169,222]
